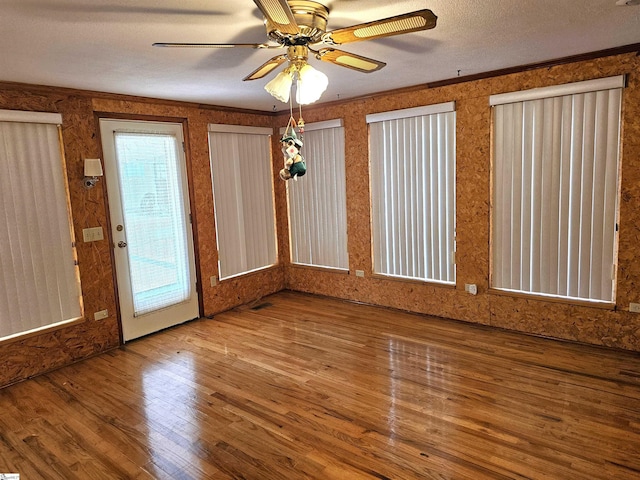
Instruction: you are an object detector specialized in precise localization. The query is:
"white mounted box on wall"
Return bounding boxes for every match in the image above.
[82,227,104,242]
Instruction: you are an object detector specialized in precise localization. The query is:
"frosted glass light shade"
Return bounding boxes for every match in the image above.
[296,64,329,105]
[265,70,293,103]
[84,158,103,177]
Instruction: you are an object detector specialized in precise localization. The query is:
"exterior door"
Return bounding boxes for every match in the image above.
[100,119,199,341]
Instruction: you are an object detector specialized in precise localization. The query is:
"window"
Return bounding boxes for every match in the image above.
[287,119,348,270]
[111,128,193,316]
[491,76,624,303]
[368,102,456,283]
[208,124,277,280]
[0,110,82,341]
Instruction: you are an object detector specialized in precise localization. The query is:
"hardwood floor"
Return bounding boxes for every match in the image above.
[1,291,640,479]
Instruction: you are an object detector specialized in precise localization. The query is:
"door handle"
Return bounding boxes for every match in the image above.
[117,241,127,248]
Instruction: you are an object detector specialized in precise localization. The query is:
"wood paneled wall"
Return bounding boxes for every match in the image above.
[0,87,284,388]
[1,50,639,389]
[278,52,640,352]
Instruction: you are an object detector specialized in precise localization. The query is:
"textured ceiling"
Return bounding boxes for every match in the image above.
[1,0,639,112]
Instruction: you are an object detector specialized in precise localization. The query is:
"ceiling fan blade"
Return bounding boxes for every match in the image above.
[243,54,288,81]
[153,42,280,49]
[322,9,437,45]
[316,48,386,73]
[253,0,300,35]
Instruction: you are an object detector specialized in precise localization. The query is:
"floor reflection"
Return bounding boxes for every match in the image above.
[141,350,204,477]
[387,335,453,447]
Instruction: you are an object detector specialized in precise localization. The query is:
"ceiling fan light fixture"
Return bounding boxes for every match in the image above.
[155,3,438,107]
[295,63,329,105]
[265,67,294,103]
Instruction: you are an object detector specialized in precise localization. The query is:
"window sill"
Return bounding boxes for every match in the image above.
[0,316,86,347]
[288,263,349,275]
[487,288,616,311]
[218,264,283,282]
[370,272,457,289]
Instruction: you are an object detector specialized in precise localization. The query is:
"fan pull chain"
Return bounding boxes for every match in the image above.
[283,85,296,140]
[288,88,294,126]
[297,103,305,140]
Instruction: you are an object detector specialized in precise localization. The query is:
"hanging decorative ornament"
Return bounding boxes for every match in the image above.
[279,116,306,181]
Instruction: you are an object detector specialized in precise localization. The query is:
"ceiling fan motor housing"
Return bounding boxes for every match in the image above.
[286,45,309,67]
[266,0,329,45]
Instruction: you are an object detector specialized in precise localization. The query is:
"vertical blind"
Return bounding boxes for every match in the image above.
[208,125,277,280]
[491,76,623,302]
[287,120,348,270]
[368,103,456,283]
[0,112,82,340]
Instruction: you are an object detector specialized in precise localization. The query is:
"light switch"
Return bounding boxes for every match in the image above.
[82,227,104,242]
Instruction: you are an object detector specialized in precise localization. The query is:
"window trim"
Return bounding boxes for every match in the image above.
[368,101,457,284]
[489,77,623,304]
[283,118,349,271]
[0,111,84,343]
[207,124,278,281]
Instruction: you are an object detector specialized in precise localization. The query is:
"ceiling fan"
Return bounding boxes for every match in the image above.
[153,1,437,81]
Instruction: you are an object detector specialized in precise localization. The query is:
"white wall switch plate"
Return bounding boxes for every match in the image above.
[94,309,108,320]
[210,276,217,287]
[82,226,104,242]
[630,303,640,313]
[355,270,365,278]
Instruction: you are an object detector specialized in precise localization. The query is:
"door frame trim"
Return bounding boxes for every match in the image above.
[95,112,203,344]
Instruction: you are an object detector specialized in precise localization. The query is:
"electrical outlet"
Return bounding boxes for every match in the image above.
[94,309,108,320]
[630,303,640,313]
[355,270,365,278]
[210,276,217,287]
[465,283,478,295]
